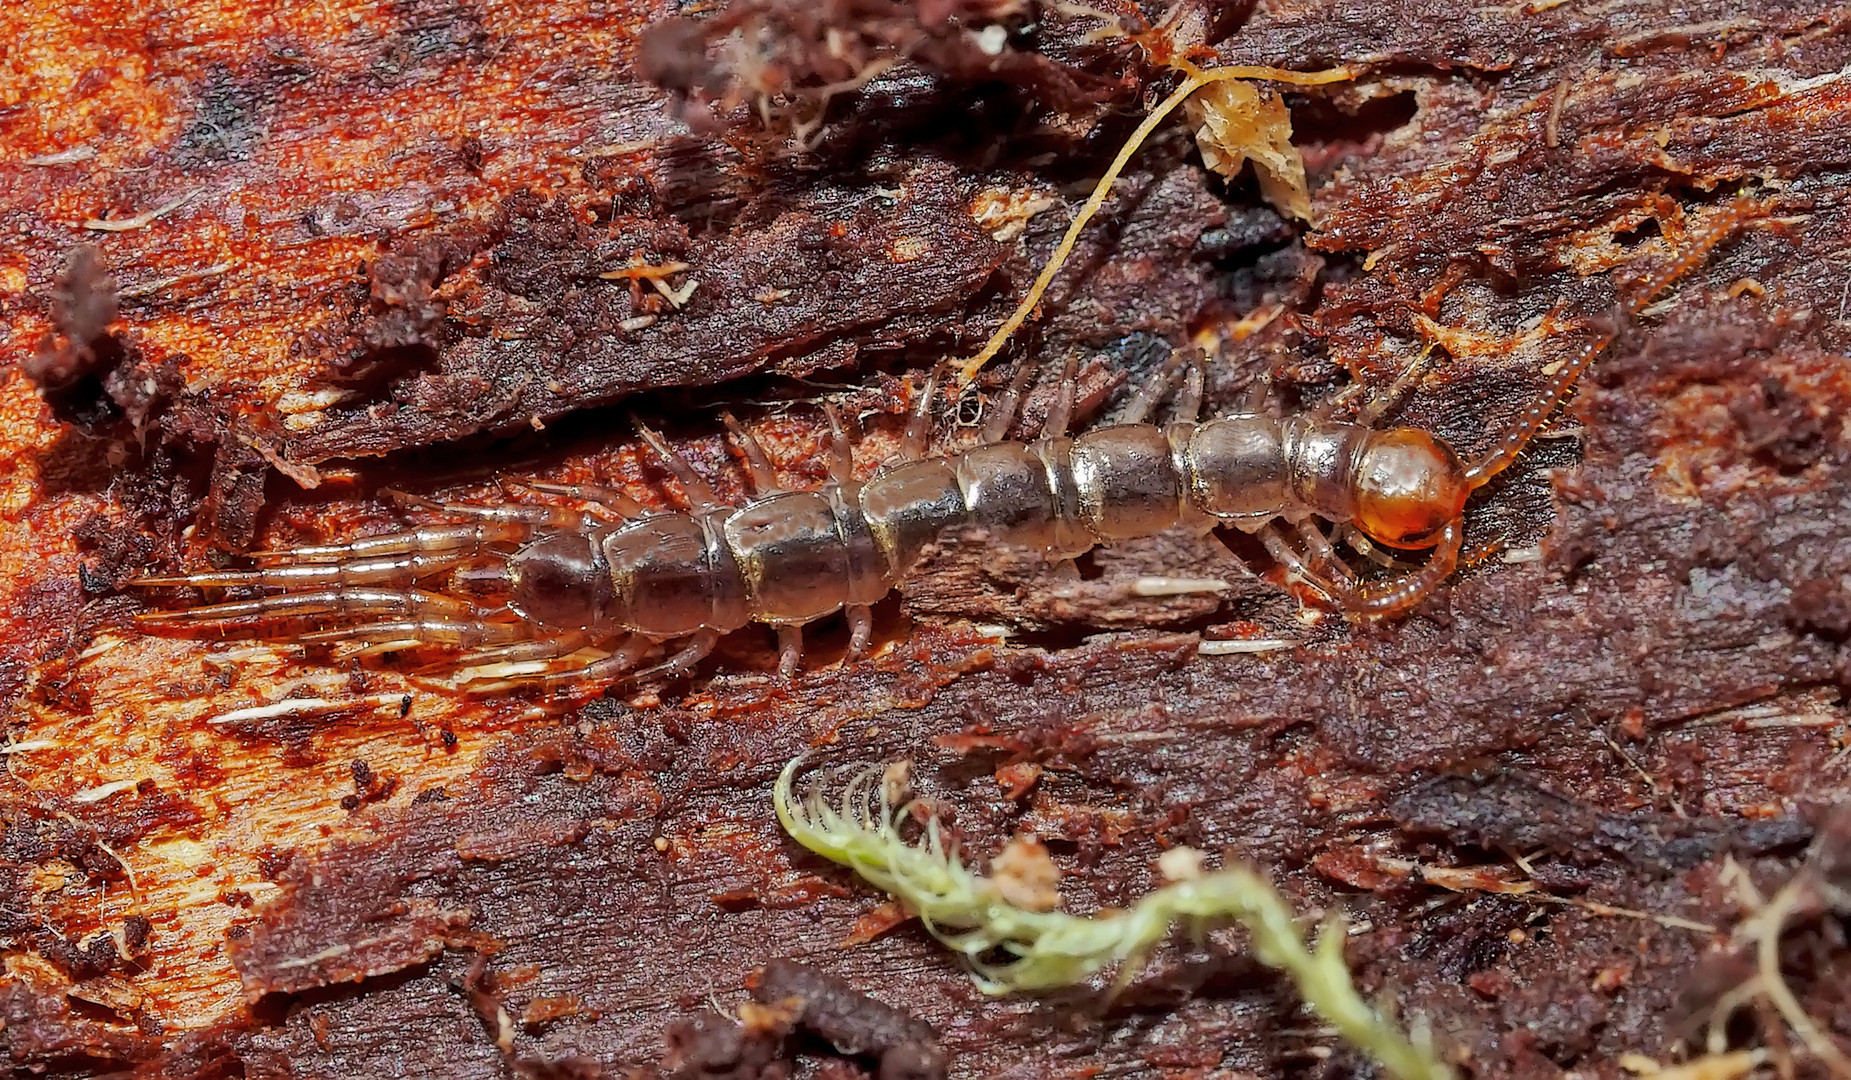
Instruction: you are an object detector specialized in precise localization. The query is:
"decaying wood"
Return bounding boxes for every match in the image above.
[2,1,1849,1077]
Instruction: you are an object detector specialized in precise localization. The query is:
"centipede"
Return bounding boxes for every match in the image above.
[128,63,1759,693]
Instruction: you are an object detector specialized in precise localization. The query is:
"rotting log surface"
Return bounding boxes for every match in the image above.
[3,2,1850,1078]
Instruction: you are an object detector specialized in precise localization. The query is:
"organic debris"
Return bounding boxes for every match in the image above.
[1186,78,1312,221]
[637,0,1119,141]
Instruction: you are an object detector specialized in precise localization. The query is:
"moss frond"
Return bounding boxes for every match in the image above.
[774,758,1453,1080]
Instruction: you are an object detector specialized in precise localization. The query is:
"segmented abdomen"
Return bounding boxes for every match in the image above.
[593,415,1356,637]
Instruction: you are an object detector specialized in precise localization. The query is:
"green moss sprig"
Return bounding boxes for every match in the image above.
[773,758,1452,1080]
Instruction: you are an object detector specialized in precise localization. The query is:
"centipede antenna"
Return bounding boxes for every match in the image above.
[953,62,1358,388]
[1464,195,1761,489]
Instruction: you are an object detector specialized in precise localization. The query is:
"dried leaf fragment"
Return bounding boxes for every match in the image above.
[990,833,1060,912]
[1186,80,1312,221]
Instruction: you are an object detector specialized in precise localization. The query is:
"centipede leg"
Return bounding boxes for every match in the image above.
[298,618,526,652]
[980,357,1037,443]
[1119,349,1185,426]
[1255,523,1339,607]
[1347,521,1464,616]
[533,634,657,691]
[821,403,855,484]
[442,629,596,671]
[523,481,645,520]
[1174,353,1205,424]
[631,628,721,682]
[900,370,940,461]
[135,587,484,633]
[844,604,873,659]
[1342,526,1413,569]
[1357,346,1435,426]
[1044,354,1080,437]
[1265,520,1464,616]
[722,412,781,495]
[775,625,804,678]
[1294,519,1362,590]
[134,548,488,590]
[1236,373,1272,418]
[635,419,722,511]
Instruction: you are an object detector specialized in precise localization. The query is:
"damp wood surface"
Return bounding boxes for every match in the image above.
[2,1,1850,1078]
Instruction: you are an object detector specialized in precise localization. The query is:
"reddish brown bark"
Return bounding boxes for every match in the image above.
[2,1,1849,1077]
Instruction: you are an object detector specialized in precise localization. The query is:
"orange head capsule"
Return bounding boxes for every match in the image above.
[1352,428,1469,549]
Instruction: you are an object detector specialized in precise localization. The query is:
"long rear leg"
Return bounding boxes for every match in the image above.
[239,492,592,566]
[132,548,489,591]
[382,489,597,531]
[135,587,491,635]
[299,617,529,654]
[148,519,535,571]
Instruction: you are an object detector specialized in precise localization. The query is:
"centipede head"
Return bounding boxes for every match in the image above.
[1352,428,1469,550]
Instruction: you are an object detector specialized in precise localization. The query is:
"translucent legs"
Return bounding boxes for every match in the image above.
[1254,519,1464,617]
[129,482,725,695]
